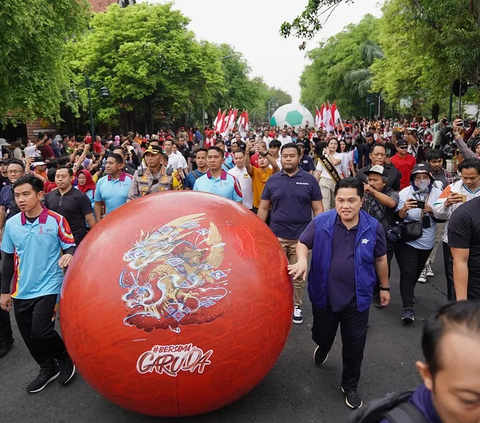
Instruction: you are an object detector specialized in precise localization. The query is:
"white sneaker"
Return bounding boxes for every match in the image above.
[293,306,303,324]
[417,268,427,283]
[426,263,434,277]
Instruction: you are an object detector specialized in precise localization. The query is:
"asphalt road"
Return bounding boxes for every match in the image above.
[0,251,448,423]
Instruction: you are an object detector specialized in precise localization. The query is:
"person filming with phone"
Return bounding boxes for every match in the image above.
[395,163,443,323]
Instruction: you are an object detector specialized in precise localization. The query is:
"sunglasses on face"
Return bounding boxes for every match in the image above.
[399,146,408,149]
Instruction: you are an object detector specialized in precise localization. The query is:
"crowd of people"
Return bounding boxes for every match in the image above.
[0,115,480,421]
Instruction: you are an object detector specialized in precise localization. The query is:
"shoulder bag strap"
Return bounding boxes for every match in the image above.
[384,402,429,423]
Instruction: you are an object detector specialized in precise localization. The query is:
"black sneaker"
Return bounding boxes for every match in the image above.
[26,366,59,394]
[341,387,363,409]
[401,308,415,323]
[313,346,329,366]
[57,355,76,385]
[293,306,303,324]
[0,337,14,359]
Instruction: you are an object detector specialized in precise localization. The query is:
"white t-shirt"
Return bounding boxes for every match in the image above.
[316,153,343,180]
[277,135,292,146]
[228,166,253,209]
[396,186,442,250]
[24,145,37,158]
[339,152,351,177]
[167,152,186,170]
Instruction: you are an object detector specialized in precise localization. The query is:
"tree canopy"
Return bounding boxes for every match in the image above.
[299,14,380,117]
[371,0,480,109]
[66,3,225,126]
[0,0,91,120]
[297,0,480,118]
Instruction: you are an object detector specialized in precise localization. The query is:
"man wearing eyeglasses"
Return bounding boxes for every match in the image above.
[355,144,401,192]
[0,159,25,231]
[44,166,96,245]
[391,139,417,190]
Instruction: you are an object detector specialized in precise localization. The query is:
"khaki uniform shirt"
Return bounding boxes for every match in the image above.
[127,166,183,201]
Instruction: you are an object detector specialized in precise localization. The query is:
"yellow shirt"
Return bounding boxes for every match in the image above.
[251,167,273,208]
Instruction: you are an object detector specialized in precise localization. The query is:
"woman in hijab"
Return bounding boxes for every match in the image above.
[52,135,62,157]
[76,169,96,210]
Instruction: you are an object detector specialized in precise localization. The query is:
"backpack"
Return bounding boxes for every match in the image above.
[348,391,429,423]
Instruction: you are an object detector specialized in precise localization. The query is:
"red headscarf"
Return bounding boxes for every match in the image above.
[77,170,96,195]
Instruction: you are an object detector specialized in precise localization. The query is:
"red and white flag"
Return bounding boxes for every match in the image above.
[315,107,322,130]
[213,108,221,130]
[222,108,237,137]
[215,110,226,134]
[324,102,332,132]
[332,102,344,131]
[220,109,231,135]
[329,102,337,132]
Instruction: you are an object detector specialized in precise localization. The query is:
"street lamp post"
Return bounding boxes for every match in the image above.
[85,76,110,139]
[267,97,278,124]
[86,76,94,139]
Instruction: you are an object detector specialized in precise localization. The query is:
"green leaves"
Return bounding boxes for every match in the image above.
[300,14,380,117]
[0,0,91,120]
[371,0,480,114]
[66,3,225,126]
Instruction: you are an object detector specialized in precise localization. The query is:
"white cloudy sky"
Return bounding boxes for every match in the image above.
[140,0,384,102]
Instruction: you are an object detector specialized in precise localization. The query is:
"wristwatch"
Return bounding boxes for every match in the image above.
[379,286,391,291]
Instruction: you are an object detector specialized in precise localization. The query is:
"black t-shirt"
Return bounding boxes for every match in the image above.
[356,164,401,192]
[448,197,480,298]
[361,143,373,167]
[45,187,93,245]
[178,144,190,163]
[190,150,197,171]
[299,155,315,172]
[0,175,9,190]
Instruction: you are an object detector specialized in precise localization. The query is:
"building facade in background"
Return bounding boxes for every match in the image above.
[89,0,135,13]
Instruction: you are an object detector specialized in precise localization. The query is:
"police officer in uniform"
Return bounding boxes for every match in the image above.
[127,145,183,202]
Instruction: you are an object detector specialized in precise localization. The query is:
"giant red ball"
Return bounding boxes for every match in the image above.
[60,191,293,417]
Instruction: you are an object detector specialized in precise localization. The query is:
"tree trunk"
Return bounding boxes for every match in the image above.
[431,103,440,121]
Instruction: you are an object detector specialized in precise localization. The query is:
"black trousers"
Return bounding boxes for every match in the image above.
[0,252,12,343]
[395,242,432,308]
[312,305,369,391]
[442,242,455,301]
[0,307,12,343]
[13,294,67,369]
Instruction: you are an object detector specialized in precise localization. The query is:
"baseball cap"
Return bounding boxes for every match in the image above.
[365,165,388,177]
[411,163,432,176]
[396,139,408,147]
[32,161,46,167]
[143,145,162,156]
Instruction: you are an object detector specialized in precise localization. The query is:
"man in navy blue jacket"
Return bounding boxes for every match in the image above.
[289,177,390,410]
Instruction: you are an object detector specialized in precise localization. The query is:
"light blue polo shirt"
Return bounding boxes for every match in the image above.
[1,207,76,299]
[94,172,132,215]
[193,170,243,202]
